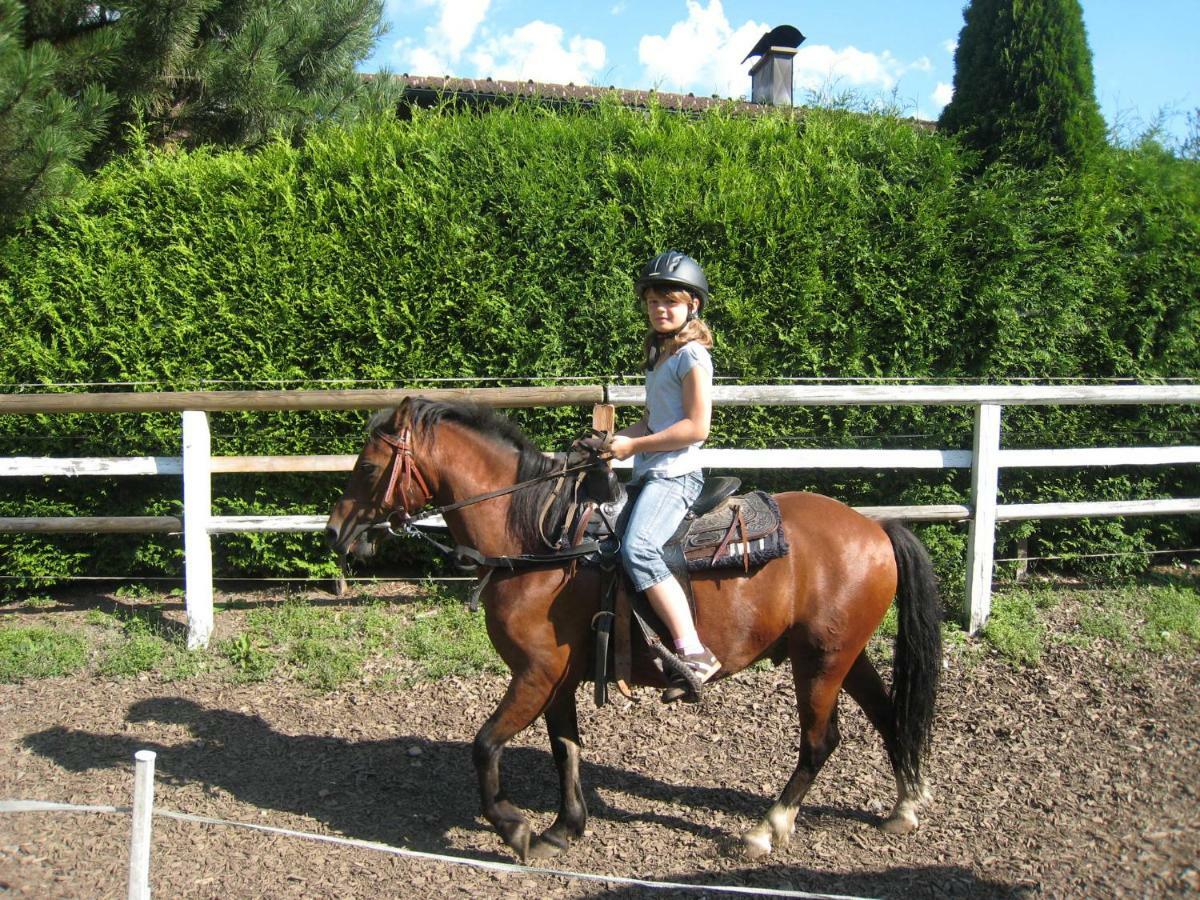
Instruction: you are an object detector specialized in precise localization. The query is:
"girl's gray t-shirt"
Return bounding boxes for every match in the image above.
[632,342,713,482]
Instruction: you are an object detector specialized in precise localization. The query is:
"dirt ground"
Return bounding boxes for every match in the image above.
[1,587,1198,900]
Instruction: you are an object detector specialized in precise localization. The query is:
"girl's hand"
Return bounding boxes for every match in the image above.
[607,435,635,461]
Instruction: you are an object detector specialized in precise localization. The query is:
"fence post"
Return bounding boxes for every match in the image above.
[965,403,1002,633]
[127,749,156,900]
[182,411,213,649]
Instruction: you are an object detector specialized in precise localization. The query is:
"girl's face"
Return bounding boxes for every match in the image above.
[644,286,696,333]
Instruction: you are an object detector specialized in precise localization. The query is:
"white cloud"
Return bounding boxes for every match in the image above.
[942,38,958,55]
[933,81,954,108]
[793,44,903,93]
[470,21,606,84]
[637,0,768,97]
[393,0,492,75]
[637,1,932,103]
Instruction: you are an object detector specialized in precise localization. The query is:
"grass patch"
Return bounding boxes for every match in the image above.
[221,633,277,682]
[0,625,89,682]
[224,598,410,690]
[1077,605,1133,643]
[984,578,1200,666]
[398,589,504,681]
[90,609,194,679]
[1135,583,1200,651]
[219,590,502,688]
[99,632,167,676]
[981,588,1059,667]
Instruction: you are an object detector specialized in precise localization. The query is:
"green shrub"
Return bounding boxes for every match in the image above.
[1,101,1196,589]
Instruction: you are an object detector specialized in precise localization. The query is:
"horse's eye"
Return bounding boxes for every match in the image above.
[357,462,377,476]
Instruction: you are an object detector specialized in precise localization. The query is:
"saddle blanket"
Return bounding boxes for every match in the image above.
[673,490,789,573]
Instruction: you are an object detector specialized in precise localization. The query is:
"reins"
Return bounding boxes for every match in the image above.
[372,425,607,609]
[382,441,597,529]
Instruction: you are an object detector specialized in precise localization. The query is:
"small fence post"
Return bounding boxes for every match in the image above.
[182,411,213,649]
[965,403,1002,633]
[128,749,157,900]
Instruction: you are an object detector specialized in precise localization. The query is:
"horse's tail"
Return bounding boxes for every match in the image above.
[882,520,942,791]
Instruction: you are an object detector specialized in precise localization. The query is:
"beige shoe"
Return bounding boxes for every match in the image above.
[661,647,721,704]
[682,648,721,682]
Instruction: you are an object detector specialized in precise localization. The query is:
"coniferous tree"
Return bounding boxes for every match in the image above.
[1,0,395,229]
[938,0,1106,168]
[0,1,116,221]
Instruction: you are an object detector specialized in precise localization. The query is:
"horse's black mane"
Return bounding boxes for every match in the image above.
[373,399,569,550]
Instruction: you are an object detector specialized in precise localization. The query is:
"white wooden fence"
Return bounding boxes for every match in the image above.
[3,384,1198,647]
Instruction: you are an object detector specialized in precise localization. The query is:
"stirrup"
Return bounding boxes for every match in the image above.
[661,648,720,704]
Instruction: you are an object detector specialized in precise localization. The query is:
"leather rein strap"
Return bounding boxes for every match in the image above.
[374,426,595,529]
[372,426,604,610]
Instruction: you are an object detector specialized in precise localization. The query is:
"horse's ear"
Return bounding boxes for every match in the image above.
[390,398,411,430]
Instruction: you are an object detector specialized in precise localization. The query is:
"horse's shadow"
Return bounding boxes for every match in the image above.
[20,695,877,851]
[21,696,1033,896]
[18,697,722,843]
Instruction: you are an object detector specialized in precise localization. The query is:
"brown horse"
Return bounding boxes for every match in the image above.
[325,398,942,861]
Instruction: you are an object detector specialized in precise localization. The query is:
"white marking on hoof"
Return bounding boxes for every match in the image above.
[880,805,919,835]
[740,824,773,859]
[766,805,799,846]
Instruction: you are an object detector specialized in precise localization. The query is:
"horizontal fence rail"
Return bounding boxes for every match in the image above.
[3,383,1198,644]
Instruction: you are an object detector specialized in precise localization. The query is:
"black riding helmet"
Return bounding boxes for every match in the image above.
[635,250,710,314]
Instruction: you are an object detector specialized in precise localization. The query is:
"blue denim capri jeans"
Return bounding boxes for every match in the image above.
[620,471,704,593]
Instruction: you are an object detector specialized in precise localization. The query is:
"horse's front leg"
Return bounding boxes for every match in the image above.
[527,690,587,859]
[472,671,558,860]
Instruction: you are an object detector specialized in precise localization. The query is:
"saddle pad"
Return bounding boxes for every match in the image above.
[674,490,789,573]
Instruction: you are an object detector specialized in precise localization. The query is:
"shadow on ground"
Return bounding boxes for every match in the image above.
[22,695,1036,898]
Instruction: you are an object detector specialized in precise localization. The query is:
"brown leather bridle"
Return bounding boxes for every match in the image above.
[371,424,598,534]
[372,426,434,523]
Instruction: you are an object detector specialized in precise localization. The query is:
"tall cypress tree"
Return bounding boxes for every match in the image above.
[938,0,1107,168]
[1,0,395,229]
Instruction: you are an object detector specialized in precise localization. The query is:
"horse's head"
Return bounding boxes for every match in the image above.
[325,402,433,558]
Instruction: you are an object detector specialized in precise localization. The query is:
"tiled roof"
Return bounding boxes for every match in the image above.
[369,74,936,130]
[383,74,765,115]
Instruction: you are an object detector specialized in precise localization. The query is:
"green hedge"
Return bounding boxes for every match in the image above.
[1,100,1197,594]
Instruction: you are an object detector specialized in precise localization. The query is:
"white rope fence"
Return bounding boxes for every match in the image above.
[0,751,876,900]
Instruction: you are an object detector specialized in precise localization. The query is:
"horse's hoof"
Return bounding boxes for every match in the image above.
[527,837,566,860]
[880,810,919,835]
[738,828,773,860]
[503,821,532,860]
[528,828,571,860]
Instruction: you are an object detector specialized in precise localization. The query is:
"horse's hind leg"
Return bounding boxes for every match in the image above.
[527,691,588,860]
[740,668,843,859]
[842,649,928,834]
[473,673,557,860]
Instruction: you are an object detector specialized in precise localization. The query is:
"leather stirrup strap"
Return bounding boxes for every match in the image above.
[711,506,748,570]
[614,578,635,700]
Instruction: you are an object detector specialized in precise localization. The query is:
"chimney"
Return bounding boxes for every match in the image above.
[750,47,797,107]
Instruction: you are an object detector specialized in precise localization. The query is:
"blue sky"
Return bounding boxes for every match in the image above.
[362,0,1198,145]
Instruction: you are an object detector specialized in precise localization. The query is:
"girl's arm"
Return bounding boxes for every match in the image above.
[608,366,712,461]
[615,414,650,439]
